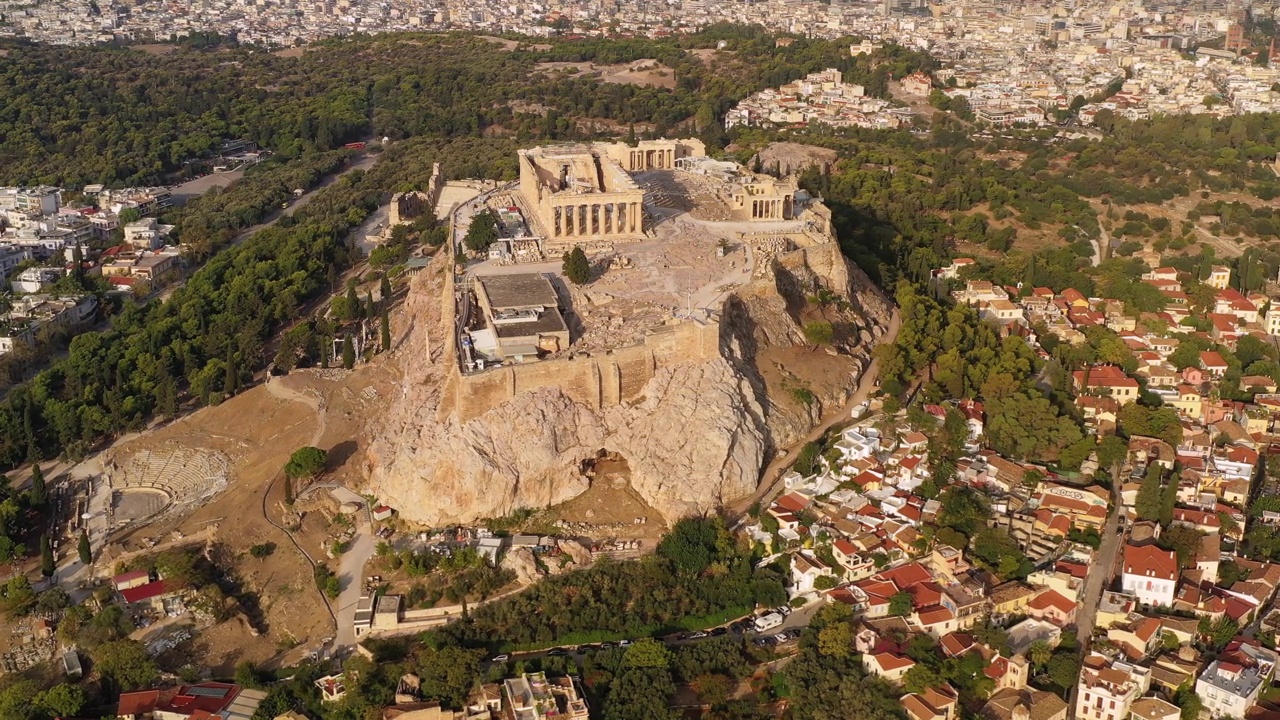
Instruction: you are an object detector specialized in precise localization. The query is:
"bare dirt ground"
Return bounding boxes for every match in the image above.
[533,60,677,89]
[88,356,399,673]
[271,47,306,58]
[134,44,179,55]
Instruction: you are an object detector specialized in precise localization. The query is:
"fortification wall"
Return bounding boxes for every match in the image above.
[452,320,719,422]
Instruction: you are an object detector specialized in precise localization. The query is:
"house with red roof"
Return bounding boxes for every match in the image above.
[1201,351,1230,377]
[1026,588,1077,627]
[1121,544,1178,607]
[1072,365,1140,405]
[116,683,264,720]
[902,684,959,720]
[863,651,916,682]
[119,580,179,611]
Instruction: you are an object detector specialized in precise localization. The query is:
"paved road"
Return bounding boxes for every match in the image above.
[1074,471,1123,643]
[333,516,376,651]
[728,307,902,517]
[159,151,380,302]
[1067,469,1124,720]
[493,598,826,663]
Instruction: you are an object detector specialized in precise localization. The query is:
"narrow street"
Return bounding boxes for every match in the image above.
[1067,470,1125,720]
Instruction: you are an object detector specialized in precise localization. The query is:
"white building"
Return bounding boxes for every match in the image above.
[1119,544,1178,607]
[1075,653,1151,720]
[1195,642,1277,718]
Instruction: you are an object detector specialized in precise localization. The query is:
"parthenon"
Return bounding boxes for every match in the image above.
[517,139,706,250]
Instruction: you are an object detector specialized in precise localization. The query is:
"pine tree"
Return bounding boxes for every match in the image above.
[78,530,91,565]
[40,534,54,577]
[380,275,392,303]
[30,464,46,507]
[380,306,391,352]
[342,336,355,369]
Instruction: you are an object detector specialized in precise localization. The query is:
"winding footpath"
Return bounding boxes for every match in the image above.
[259,376,339,643]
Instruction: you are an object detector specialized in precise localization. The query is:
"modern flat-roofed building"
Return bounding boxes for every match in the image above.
[501,672,588,720]
[469,273,569,363]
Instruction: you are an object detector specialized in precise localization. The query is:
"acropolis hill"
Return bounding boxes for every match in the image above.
[366,140,894,527]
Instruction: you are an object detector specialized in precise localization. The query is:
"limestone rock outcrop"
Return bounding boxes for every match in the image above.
[366,352,765,526]
[365,233,889,527]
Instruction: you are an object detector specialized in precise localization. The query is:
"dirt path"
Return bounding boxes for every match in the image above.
[259,375,338,639]
[264,375,326,446]
[728,308,901,517]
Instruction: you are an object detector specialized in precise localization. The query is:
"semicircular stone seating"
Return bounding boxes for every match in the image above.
[113,447,229,507]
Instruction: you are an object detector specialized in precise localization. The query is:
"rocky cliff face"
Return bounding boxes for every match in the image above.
[365,242,889,527]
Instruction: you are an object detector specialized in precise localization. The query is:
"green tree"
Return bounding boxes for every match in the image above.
[1028,640,1052,668]
[37,683,85,718]
[802,321,835,346]
[1160,524,1203,569]
[380,274,393,302]
[39,534,53,577]
[78,529,91,565]
[29,464,45,507]
[1135,464,1164,521]
[563,246,590,284]
[464,210,499,253]
[656,517,726,574]
[342,335,355,369]
[92,639,159,691]
[381,306,391,352]
[284,446,327,479]
[817,621,853,658]
[624,638,673,669]
[889,591,913,617]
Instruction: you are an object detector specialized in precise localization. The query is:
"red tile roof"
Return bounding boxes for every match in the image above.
[120,579,171,604]
[1028,588,1076,614]
[117,690,160,717]
[1123,544,1176,581]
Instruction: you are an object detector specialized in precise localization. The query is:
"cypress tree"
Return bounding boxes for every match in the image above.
[40,534,54,577]
[381,307,391,352]
[78,530,91,565]
[342,336,356,369]
[30,464,46,507]
[224,351,238,395]
[365,291,376,320]
[380,275,392,303]
[345,286,359,320]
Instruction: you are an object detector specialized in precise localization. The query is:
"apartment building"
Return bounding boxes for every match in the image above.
[1075,654,1152,720]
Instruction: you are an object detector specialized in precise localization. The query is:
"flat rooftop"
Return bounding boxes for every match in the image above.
[494,311,568,338]
[478,273,559,310]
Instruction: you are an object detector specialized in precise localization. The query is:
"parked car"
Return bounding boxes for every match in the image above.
[547,648,568,657]
[687,631,708,639]
[491,654,510,663]
[710,627,728,636]
[618,639,631,647]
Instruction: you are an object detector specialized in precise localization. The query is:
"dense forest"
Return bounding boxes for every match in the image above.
[0,26,931,187]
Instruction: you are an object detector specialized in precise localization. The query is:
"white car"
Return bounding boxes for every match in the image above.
[491,654,510,662]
